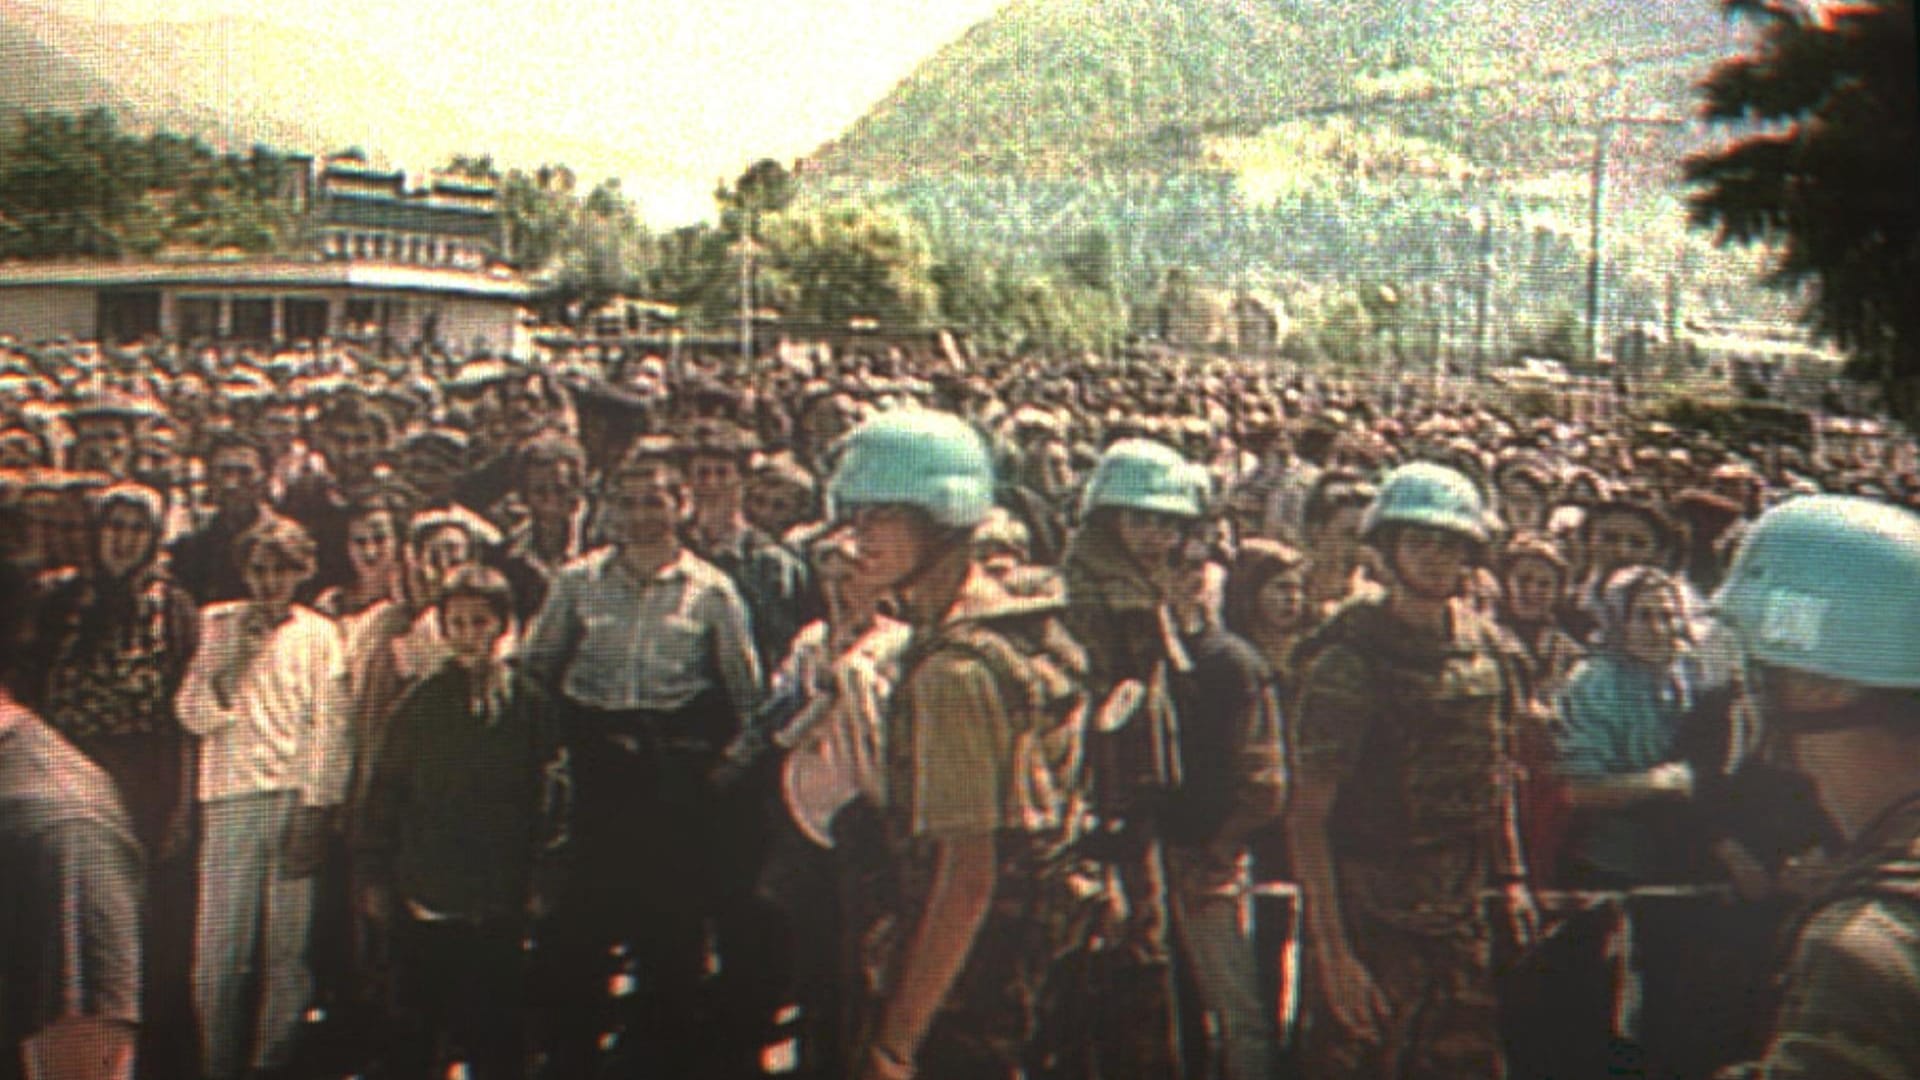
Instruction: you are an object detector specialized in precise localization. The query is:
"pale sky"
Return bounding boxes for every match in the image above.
[56,0,1006,223]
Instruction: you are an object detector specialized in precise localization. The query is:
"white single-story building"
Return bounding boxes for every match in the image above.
[0,260,533,354]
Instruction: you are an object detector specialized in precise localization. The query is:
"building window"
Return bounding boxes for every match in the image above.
[283,298,329,342]
[345,298,380,336]
[97,290,161,344]
[177,296,221,341]
[231,298,274,342]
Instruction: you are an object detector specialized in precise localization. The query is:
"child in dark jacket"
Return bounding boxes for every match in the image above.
[355,565,570,1080]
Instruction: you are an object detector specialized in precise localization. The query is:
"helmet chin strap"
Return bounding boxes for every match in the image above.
[1379,539,1470,603]
[887,524,975,608]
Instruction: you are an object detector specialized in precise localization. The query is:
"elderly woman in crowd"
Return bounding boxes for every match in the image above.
[1551,566,1700,889]
[384,505,506,688]
[28,482,199,855]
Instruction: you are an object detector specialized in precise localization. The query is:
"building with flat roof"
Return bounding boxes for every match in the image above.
[0,259,531,354]
[0,152,529,351]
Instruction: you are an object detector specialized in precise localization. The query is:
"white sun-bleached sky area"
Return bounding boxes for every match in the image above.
[55,0,1005,222]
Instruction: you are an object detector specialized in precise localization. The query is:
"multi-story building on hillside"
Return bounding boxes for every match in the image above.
[305,152,510,270]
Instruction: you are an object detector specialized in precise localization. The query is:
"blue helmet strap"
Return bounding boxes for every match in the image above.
[889,520,975,605]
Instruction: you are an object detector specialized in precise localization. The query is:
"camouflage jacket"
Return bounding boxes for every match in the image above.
[1293,596,1529,933]
[1721,795,1920,1080]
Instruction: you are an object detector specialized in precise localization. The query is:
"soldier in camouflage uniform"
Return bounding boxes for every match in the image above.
[1288,462,1537,1078]
[1713,496,1920,1080]
[828,410,1071,1080]
[1059,438,1214,1079]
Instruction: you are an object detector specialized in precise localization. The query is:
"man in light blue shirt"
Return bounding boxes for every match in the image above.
[522,436,763,1077]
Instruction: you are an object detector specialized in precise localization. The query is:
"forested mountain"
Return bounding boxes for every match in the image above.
[807,0,1789,350]
[814,0,1733,181]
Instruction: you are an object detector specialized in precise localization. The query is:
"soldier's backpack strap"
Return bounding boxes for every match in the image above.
[917,617,1092,842]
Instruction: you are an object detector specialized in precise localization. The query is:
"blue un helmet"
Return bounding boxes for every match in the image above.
[1080,438,1210,521]
[826,409,996,530]
[1360,461,1496,549]
[1714,494,1920,690]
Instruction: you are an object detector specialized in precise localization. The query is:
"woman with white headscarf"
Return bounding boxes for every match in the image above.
[1551,566,1701,888]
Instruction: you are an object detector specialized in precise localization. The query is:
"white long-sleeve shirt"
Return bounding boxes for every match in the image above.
[177,602,349,807]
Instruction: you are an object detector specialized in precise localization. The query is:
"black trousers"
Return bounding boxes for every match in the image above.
[390,916,528,1080]
[541,694,773,1079]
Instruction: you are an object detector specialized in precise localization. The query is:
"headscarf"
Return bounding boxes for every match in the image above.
[1592,565,1691,657]
[90,482,166,578]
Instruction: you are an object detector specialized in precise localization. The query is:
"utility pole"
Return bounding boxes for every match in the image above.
[1585,120,1613,373]
[1474,206,1494,375]
[1586,115,1687,381]
[738,210,756,376]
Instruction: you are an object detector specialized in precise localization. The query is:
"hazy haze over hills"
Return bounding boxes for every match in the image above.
[0,0,1006,224]
[0,0,1790,339]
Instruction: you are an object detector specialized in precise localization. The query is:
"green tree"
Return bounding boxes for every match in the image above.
[931,252,1011,344]
[1684,0,1919,421]
[443,153,498,181]
[1059,226,1116,293]
[481,153,652,325]
[640,223,736,324]
[715,158,796,236]
[759,202,939,329]
[1312,291,1377,369]
[498,163,578,274]
[0,109,299,259]
[1002,273,1125,355]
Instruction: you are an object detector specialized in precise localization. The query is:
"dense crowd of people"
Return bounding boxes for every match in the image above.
[2,331,1918,1080]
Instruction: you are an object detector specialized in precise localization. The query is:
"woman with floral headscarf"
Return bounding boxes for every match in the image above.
[26,481,203,1075]
[28,481,199,854]
[1550,566,1700,888]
